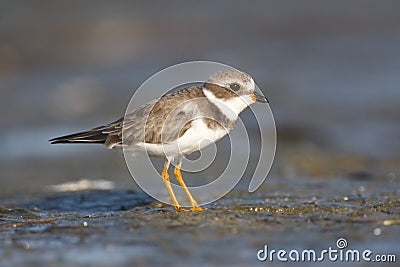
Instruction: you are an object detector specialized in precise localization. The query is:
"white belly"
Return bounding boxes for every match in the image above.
[137,118,229,158]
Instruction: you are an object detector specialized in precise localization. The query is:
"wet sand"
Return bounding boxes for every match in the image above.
[1,1,400,266]
[1,151,399,266]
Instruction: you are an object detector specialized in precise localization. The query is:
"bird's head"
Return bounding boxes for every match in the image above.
[203,69,268,120]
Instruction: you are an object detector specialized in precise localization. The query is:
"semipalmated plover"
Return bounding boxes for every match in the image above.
[50,69,268,211]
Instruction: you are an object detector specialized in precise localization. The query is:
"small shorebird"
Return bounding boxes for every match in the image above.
[50,69,268,211]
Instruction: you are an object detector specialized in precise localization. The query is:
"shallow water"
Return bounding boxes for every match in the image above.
[1,169,399,266]
[1,1,400,266]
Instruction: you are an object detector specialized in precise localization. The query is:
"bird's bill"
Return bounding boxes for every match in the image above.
[251,92,269,103]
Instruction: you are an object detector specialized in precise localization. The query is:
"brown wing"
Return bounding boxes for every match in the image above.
[122,85,207,146]
[50,85,207,148]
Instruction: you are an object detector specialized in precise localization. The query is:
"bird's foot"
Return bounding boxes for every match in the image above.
[174,205,182,212]
[190,205,204,212]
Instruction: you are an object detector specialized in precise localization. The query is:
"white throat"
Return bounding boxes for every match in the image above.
[202,88,254,121]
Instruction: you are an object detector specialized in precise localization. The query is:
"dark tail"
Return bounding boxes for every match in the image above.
[49,126,108,145]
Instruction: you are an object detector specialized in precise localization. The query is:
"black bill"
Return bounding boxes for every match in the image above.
[253,92,269,103]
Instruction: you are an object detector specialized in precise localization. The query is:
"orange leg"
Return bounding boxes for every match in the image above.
[173,161,204,211]
[161,159,181,211]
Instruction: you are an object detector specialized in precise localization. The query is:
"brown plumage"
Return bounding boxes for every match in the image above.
[50,69,268,211]
[49,83,237,148]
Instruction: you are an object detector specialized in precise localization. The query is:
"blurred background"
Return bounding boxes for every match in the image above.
[1,0,399,192]
[0,1,399,266]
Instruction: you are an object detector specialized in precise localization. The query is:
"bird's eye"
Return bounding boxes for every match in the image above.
[230,83,240,91]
